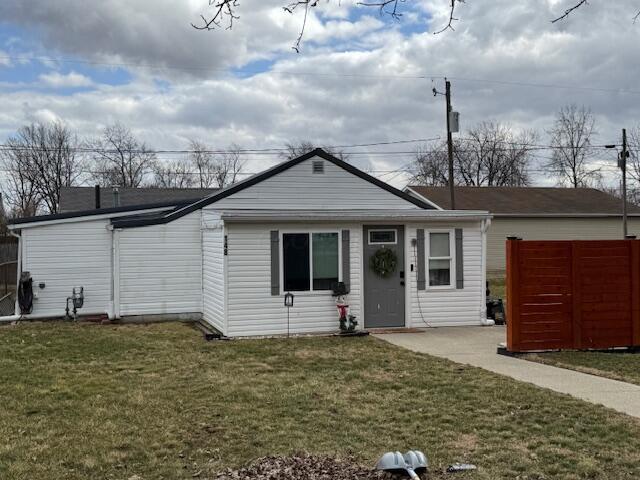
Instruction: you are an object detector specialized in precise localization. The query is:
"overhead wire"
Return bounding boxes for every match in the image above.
[2,54,640,95]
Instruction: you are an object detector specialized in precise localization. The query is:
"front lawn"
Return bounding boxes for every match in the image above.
[521,350,640,386]
[2,322,640,480]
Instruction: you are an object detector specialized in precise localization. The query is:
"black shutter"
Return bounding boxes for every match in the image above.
[455,228,464,289]
[341,230,350,292]
[270,230,279,296]
[416,229,426,290]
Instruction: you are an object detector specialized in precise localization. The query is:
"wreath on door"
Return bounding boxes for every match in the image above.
[369,247,398,278]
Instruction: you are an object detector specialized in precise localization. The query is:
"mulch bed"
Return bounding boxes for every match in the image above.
[213,454,402,480]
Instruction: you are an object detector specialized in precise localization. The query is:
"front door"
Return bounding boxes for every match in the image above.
[363,225,405,328]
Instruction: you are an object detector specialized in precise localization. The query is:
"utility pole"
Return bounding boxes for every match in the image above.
[445,79,455,209]
[621,128,629,238]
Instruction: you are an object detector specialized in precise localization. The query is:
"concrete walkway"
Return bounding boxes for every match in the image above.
[375,326,640,418]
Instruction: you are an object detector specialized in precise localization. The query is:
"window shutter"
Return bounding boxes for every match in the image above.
[416,229,426,290]
[341,230,350,292]
[270,230,279,296]
[455,228,464,289]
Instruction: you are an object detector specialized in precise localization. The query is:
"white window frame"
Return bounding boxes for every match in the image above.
[280,229,342,294]
[368,228,398,245]
[425,229,456,289]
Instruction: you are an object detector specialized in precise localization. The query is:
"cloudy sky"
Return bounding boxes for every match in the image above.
[0,0,639,187]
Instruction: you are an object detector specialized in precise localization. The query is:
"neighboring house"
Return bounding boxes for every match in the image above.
[405,186,640,274]
[59,186,218,212]
[6,149,491,336]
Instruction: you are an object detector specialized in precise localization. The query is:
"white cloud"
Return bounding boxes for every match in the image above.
[0,50,11,67]
[39,71,93,88]
[0,0,639,189]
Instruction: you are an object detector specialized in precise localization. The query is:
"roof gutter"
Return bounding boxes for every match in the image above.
[8,205,178,230]
[219,209,492,223]
[492,213,640,218]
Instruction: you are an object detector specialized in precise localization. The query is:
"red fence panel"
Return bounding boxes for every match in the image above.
[506,238,639,352]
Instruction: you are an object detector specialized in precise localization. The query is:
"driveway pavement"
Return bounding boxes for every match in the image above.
[375,326,640,418]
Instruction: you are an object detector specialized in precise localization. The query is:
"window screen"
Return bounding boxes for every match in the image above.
[428,232,452,286]
[312,232,339,290]
[283,233,310,291]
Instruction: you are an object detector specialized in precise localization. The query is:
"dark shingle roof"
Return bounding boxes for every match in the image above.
[59,186,218,212]
[408,186,640,216]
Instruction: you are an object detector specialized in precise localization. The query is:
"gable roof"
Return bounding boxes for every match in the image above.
[10,149,434,229]
[8,200,187,227]
[407,186,640,216]
[111,149,434,228]
[60,186,218,212]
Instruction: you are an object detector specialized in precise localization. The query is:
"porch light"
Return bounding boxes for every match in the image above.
[284,292,294,307]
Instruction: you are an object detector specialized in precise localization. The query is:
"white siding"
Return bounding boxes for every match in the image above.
[21,219,112,317]
[486,217,640,273]
[202,211,225,333]
[210,156,421,211]
[118,212,203,316]
[407,222,484,327]
[225,222,362,337]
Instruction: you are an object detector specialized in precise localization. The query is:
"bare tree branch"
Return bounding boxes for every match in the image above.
[357,0,404,20]
[551,0,588,23]
[88,123,156,188]
[432,0,461,35]
[544,104,601,188]
[194,1,638,48]
[152,160,196,188]
[410,122,536,187]
[283,1,319,53]
[191,0,240,30]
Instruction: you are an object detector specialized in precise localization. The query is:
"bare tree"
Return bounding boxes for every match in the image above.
[545,104,601,188]
[188,139,219,188]
[409,141,449,186]
[212,144,244,188]
[1,122,84,215]
[627,126,640,204]
[280,140,350,161]
[184,140,245,188]
[455,122,535,187]
[152,160,196,188]
[410,122,535,187]
[89,123,156,188]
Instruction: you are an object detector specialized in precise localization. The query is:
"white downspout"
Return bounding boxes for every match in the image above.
[480,217,495,326]
[113,228,121,319]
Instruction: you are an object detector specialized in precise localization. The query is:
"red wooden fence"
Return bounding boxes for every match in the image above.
[506,238,640,352]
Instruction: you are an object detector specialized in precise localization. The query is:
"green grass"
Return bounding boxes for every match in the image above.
[2,322,640,479]
[487,275,505,301]
[521,351,640,386]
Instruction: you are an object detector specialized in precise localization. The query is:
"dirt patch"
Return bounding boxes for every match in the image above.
[452,433,478,455]
[213,454,401,480]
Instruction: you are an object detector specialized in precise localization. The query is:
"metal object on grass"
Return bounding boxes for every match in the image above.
[376,450,428,479]
[447,463,477,472]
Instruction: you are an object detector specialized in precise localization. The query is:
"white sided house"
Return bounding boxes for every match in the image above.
[7,150,492,336]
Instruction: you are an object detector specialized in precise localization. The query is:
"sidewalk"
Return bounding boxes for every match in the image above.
[375,326,640,418]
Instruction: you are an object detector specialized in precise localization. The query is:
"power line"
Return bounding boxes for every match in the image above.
[2,54,640,95]
[0,137,442,155]
[0,143,624,156]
